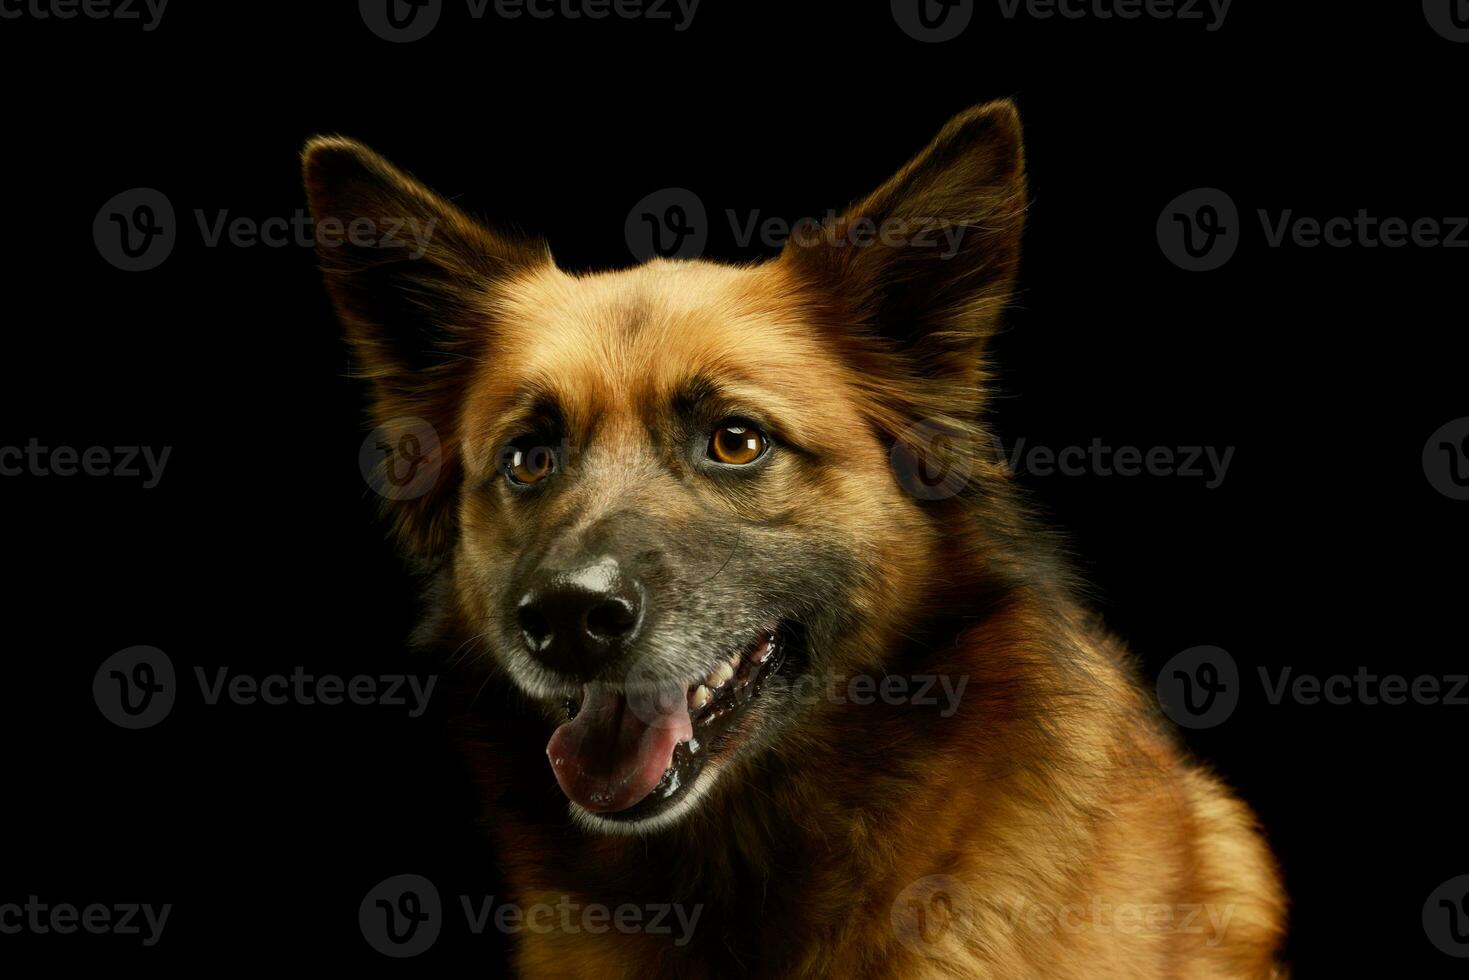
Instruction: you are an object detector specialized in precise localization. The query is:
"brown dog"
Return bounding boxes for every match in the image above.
[305,100,1287,978]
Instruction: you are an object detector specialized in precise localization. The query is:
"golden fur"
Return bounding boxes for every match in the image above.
[305,100,1288,977]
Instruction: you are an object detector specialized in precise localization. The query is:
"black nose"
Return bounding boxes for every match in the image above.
[517,557,644,673]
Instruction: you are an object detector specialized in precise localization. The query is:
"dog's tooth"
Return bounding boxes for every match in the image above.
[689,684,712,710]
[707,661,734,688]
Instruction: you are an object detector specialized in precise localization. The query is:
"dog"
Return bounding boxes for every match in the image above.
[304,99,1288,978]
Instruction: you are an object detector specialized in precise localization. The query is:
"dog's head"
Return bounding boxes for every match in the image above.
[304,101,1026,833]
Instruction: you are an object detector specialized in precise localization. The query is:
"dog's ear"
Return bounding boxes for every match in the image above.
[303,136,548,560]
[782,100,1026,413]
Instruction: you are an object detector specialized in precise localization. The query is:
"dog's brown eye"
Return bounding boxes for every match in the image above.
[708,424,765,465]
[507,444,554,485]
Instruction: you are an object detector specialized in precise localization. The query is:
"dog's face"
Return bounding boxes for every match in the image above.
[305,101,1026,833]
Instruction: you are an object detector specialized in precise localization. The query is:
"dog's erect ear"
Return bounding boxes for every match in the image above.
[303,136,548,560]
[782,100,1026,412]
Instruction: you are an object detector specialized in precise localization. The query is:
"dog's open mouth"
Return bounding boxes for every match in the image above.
[545,627,789,822]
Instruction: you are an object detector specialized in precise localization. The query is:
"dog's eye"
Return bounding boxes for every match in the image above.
[505,441,555,486]
[708,424,765,466]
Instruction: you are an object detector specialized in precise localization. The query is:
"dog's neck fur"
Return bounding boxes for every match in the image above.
[425,501,1278,977]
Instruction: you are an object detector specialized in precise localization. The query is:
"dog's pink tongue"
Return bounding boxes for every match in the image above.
[546,684,692,812]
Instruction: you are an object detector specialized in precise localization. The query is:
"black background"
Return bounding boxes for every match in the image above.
[2,0,1464,973]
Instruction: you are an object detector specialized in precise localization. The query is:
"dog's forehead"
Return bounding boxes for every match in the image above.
[469,259,848,428]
